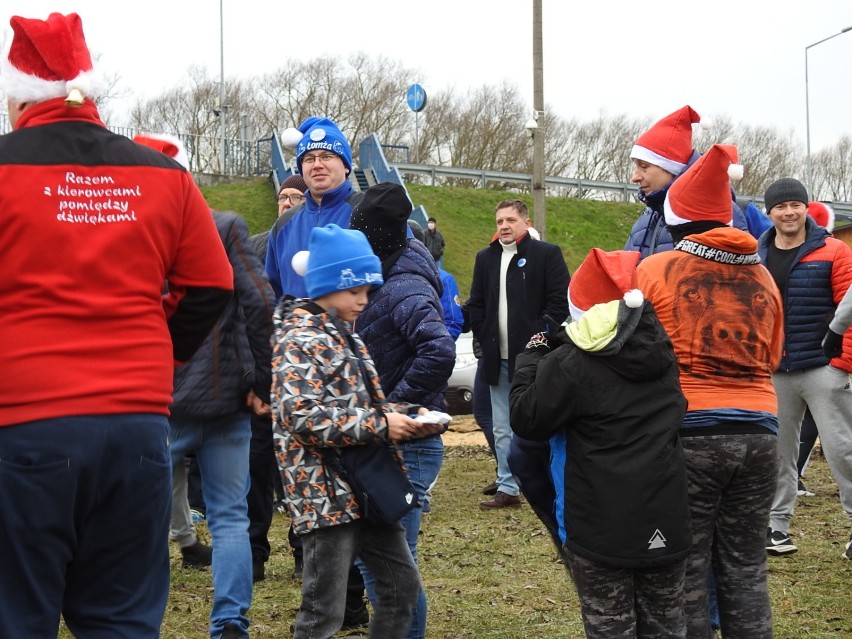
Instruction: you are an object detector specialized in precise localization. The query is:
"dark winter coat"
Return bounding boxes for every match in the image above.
[509,302,691,568]
[467,233,570,385]
[424,227,445,261]
[354,239,456,411]
[171,212,275,416]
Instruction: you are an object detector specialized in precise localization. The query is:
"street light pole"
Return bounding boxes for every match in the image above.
[219,0,227,174]
[805,26,851,196]
[531,0,545,239]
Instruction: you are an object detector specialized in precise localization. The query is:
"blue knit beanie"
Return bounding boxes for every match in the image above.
[281,116,352,175]
[291,224,382,300]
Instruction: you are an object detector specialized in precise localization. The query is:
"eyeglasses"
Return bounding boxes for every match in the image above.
[301,153,339,167]
[277,193,305,205]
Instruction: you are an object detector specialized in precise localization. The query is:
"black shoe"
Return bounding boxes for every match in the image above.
[273,499,288,515]
[341,599,369,630]
[766,528,798,556]
[181,541,213,568]
[220,623,246,639]
[252,558,265,582]
[482,481,498,496]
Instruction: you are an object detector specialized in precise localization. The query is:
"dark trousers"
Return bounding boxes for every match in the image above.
[797,406,819,477]
[0,415,171,639]
[473,359,496,456]
[247,411,276,563]
[565,550,687,639]
[681,433,777,639]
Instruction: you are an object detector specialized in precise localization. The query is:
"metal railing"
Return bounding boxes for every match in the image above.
[395,162,639,202]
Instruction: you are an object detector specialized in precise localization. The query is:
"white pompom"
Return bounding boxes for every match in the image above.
[291,250,310,276]
[623,289,644,308]
[280,127,303,149]
[728,163,744,181]
[699,115,712,130]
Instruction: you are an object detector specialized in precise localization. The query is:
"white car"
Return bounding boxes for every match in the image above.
[445,332,477,414]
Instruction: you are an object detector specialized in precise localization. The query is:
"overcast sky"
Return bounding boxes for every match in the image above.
[2,1,851,153]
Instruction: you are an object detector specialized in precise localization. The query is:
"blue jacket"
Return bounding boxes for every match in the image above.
[265,180,356,299]
[439,268,464,340]
[758,217,852,372]
[354,239,456,411]
[171,211,275,416]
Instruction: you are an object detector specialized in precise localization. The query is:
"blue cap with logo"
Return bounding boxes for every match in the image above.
[281,116,352,175]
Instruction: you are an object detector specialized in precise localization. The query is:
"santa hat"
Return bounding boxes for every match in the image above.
[0,13,101,106]
[630,105,704,177]
[808,201,835,233]
[291,224,383,300]
[567,248,643,322]
[664,144,743,226]
[133,133,190,170]
[280,116,352,176]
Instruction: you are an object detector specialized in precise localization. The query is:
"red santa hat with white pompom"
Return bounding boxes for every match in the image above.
[568,248,644,322]
[0,12,101,107]
[664,144,743,226]
[807,201,835,233]
[631,105,708,177]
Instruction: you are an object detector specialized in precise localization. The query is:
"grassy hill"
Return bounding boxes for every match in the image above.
[199,177,645,295]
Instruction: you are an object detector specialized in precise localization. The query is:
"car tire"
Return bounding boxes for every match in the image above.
[461,389,473,403]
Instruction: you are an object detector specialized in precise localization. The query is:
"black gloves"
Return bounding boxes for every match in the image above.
[822,329,844,360]
[544,314,571,348]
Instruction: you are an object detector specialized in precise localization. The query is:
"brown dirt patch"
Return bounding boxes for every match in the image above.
[442,414,487,447]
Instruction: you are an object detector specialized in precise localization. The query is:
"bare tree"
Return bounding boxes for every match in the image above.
[812,136,852,201]
[113,53,851,200]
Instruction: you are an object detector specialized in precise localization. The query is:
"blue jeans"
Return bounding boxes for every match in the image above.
[0,414,171,639]
[169,412,253,639]
[489,361,520,495]
[296,520,421,639]
[358,435,444,639]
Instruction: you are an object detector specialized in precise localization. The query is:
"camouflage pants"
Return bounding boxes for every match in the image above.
[563,550,687,638]
[681,433,777,639]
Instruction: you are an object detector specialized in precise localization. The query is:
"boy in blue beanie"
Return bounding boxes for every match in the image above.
[272,224,441,638]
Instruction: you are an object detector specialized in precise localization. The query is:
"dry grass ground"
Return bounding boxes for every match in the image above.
[60,419,851,638]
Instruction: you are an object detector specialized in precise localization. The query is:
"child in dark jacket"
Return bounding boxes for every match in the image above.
[510,248,691,639]
[272,224,441,639]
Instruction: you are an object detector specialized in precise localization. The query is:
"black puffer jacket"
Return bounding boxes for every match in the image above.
[171,211,275,416]
[510,301,691,568]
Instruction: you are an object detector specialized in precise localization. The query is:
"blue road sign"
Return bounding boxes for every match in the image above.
[406,83,427,112]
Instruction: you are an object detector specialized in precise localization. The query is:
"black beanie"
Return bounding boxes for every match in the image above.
[764,178,808,213]
[350,183,411,260]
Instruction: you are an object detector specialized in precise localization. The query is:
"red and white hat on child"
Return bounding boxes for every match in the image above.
[133,133,191,171]
[0,13,100,106]
[568,248,643,322]
[630,105,704,177]
[664,144,743,227]
[807,201,835,233]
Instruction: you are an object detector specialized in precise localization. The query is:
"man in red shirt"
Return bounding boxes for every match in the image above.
[0,13,233,638]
